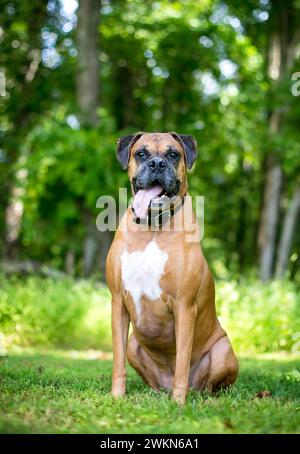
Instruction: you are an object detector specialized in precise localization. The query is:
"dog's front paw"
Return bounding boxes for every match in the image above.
[172,388,187,405]
[111,389,125,399]
[111,381,126,399]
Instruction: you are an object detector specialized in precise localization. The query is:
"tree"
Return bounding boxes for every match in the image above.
[76,0,100,126]
[1,0,299,282]
[76,0,112,277]
[275,184,300,278]
[0,0,49,257]
[257,0,300,280]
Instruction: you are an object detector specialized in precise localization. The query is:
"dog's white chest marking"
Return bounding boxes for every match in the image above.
[121,239,168,319]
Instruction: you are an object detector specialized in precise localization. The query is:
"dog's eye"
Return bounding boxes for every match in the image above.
[135,150,145,159]
[169,151,179,159]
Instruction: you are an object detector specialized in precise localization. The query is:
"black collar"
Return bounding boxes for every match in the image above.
[131,195,185,227]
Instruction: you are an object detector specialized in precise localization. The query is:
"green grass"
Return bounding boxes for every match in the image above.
[0,276,299,433]
[0,349,299,434]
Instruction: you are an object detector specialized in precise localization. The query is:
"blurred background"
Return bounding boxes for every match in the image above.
[0,0,299,355]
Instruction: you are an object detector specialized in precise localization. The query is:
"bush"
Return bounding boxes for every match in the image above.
[0,275,111,352]
[0,275,299,354]
[217,279,300,354]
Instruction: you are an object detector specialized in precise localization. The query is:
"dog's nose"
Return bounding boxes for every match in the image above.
[148,157,166,172]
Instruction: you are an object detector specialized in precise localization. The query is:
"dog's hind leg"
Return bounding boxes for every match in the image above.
[190,336,238,392]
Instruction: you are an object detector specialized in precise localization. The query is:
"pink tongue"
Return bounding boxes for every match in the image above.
[133,185,163,219]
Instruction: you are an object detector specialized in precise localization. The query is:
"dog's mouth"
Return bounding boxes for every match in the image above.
[132,180,179,220]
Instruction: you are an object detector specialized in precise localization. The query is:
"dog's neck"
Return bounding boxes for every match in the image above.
[131,193,185,228]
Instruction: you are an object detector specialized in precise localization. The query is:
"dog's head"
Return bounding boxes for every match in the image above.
[116,132,197,201]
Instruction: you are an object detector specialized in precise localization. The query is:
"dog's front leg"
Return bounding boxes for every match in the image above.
[111,294,130,398]
[173,300,196,404]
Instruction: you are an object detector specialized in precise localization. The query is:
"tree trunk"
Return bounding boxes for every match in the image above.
[236,151,248,272]
[258,154,282,281]
[76,0,105,277]
[76,0,101,126]
[4,169,27,259]
[258,25,281,280]
[275,185,300,278]
[258,0,299,280]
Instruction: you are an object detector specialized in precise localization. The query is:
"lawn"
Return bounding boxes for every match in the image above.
[0,349,299,434]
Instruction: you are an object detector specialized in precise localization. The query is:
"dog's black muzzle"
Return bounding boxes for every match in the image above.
[133,156,180,197]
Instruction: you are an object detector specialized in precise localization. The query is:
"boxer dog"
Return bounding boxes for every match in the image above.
[106,132,238,404]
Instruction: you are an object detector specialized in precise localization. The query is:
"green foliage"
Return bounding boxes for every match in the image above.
[217,279,300,353]
[0,350,299,433]
[0,276,112,351]
[18,108,125,266]
[0,276,299,354]
[1,0,300,275]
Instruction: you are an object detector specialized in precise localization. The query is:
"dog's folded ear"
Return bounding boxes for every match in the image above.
[169,132,197,169]
[116,132,145,169]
